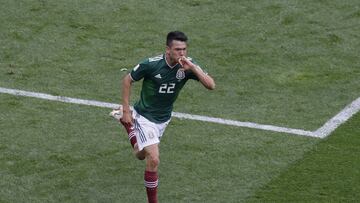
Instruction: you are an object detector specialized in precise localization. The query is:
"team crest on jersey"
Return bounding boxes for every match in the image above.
[176,69,185,80]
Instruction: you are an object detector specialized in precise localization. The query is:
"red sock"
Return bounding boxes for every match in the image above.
[144,170,158,203]
[120,121,137,148]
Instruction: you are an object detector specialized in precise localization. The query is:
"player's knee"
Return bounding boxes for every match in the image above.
[147,155,160,168]
[133,144,145,160]
[135,151,145,160]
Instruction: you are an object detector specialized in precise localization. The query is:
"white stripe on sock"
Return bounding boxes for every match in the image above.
[145,180,158,188]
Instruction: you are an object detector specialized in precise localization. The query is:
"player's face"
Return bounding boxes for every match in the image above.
[166,40,187,64]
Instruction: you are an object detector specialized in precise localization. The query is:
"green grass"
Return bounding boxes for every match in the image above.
[248,113,360,202]
[1,0,359,202]
[0,94,318,202]
[1,0,359,129]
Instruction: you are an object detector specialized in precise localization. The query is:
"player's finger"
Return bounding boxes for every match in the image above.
[178,57,183,66]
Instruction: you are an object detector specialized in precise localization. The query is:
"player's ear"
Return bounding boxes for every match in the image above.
[166,46,170,54]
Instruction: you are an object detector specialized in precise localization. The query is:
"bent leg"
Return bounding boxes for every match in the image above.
[120,121,137,148]
[134,143,146,160]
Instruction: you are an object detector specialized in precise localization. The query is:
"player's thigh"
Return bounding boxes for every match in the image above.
[144,144,159,159]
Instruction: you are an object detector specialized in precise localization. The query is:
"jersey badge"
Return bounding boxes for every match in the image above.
[155,74,162,79]
[176,69,185,80]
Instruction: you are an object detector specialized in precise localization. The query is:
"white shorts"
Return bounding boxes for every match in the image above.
[132,110,170,151]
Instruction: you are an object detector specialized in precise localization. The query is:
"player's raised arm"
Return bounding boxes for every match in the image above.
[179,56,216,90]
[193,66,215,90]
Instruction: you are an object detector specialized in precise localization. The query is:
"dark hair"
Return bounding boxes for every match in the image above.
[166,31,188,46]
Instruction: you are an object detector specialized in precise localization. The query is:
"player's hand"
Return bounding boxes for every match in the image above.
[120,111,133,126]
[178,56,196,71]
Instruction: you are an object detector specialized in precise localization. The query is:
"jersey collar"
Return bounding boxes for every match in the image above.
[164,54,179,69]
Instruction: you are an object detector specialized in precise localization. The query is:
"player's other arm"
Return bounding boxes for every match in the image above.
[121,74,134,124]
[179,57,215,90]
[191,65,215,90]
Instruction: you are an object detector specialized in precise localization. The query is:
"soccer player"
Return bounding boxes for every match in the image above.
[112,31,215,203]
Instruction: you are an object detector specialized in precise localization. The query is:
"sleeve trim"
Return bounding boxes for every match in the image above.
[129,73,137,81]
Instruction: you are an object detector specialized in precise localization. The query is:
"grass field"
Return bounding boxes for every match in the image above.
[1,0,359,202]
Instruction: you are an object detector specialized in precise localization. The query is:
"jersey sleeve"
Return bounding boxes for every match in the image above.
[130,60,149,81]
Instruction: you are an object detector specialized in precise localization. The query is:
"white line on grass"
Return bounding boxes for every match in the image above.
[1,87,358,138]
[0,87,316,137]
[314,97,360,138]
[0,87,119,109]
[172,112,317,137]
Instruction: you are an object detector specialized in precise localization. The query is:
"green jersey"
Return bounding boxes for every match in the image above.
[130,54,202,123]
